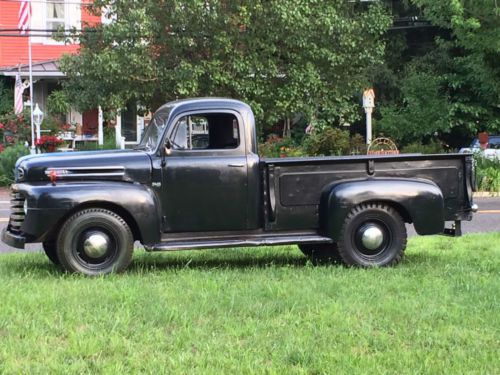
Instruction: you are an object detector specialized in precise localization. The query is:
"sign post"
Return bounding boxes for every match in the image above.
[362,88,375,145]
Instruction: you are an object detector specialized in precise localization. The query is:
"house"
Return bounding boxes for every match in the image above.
[0,0,143,148]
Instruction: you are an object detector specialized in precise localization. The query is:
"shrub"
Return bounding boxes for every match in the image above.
[0,143,29,186]
[0,79,13,116]
[46,90,70,116]
[258,134,303,158]
[303,127,351,156]
[401,140,445,154]
[475,155,500,193]
[0,110,32,146]
[75,127,119,151]
[350,134,367,155]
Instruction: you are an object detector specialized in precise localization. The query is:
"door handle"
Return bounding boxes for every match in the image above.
[228,163,245,168]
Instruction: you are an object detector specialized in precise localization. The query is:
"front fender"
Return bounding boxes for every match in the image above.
[16,181,161,245]
[320,178,444,239]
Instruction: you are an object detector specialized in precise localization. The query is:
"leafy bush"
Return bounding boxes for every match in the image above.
[0,110,32,146]
[350,134,368,155]
[46,90,70,116]
[258,134,304,158]
[75,127,119,151]
[0,78,13,116]
[260,129,367,158]
[401,140,445,154]
[0,143,29,186]
[303,127,351,156]
[475,155,500,193]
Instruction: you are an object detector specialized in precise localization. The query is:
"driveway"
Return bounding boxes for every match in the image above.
[0,188,498,254]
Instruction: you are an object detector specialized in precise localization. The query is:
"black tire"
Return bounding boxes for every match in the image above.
[299,243,341,265]
[337,203,407,267]
[42,241,60,266]
[56,208,134,275]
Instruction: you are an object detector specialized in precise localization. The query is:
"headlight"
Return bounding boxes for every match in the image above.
[17,167,25,182]
[23,199,28,214]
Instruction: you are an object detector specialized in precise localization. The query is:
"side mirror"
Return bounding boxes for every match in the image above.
[160,139,172,167]
[165,139,172,156]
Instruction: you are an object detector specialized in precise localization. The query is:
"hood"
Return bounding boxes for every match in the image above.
[15,149,152,184]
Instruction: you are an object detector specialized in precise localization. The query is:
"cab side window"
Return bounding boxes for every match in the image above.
[171,113,240,150]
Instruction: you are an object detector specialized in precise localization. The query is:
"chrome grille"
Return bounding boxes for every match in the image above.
[9,189,25,234]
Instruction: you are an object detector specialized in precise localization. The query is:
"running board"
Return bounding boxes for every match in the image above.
[149,234,332,252]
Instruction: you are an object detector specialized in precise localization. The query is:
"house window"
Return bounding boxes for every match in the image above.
[46,1,65,30]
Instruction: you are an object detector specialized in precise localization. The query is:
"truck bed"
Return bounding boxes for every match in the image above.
[261,153,473,231]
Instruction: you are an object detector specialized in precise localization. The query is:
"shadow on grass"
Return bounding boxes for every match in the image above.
[1,247,457,277]
[128,250,311,273]
[2,249,311,277]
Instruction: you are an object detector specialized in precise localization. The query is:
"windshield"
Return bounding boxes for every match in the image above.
[136,108,171,151]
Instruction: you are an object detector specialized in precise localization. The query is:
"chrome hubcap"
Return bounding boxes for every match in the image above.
[360,225,384,250]
[83,233,109,258]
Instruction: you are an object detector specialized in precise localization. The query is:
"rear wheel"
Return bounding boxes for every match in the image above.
[337,203,407,267]
[56,208,134,275]
[42,241,60,266]
[299,243,341,265]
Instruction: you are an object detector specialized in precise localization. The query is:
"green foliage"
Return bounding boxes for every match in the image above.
[350,133,368,155]
[377,64,450,145]
[401,140,445,154]
[60,1,391,129]
[377,0,500,147]
[46,90,70,116]
[303,127,351,156]
[258,134,304,158]
[0,233,499,373]
[475,155,500,193]
[75,127,118,151]
[40,115,64,136]
[0,143,29,186]
[259,130,365,157]
[0,79,13,116]
[0,110,32,146]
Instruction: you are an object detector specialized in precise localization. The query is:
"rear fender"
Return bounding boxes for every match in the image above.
[320,178,444,239]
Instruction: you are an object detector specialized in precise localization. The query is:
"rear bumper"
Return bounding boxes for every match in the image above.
[1,227,25,249]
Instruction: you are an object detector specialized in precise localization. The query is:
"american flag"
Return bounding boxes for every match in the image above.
[14,72,24,114]
[18,1,31,35]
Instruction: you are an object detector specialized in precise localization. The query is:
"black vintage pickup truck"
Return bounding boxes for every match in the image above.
[3,98,477,275]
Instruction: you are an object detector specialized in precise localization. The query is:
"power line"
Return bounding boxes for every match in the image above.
[0,33,83,36]
[0,0,93,6]
[0,28,98,32]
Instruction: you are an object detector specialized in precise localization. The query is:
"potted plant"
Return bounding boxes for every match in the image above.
[35,135,63,153]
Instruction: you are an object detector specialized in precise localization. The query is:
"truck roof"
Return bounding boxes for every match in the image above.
[155,97,252,116]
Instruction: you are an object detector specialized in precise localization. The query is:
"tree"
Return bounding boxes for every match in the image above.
[412,0,500,135]
[60,1,391,131]
[377,0,500,146]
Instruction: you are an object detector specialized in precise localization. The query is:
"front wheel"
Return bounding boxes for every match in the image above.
[42,241,60,266]
[56,208,134,275]
[337,203,407,267]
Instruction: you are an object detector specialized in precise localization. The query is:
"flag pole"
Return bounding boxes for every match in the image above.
[28,2,35,154]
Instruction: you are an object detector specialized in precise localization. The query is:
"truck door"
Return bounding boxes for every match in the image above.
[161,111,248,232]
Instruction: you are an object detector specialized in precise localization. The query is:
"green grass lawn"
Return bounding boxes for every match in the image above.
[0,233,499,374]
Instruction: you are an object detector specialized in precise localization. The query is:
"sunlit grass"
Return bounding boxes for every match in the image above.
[0,233,499,373]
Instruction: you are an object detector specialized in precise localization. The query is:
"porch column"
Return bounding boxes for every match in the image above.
[98,106,104,146]
[115,112,122,148]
